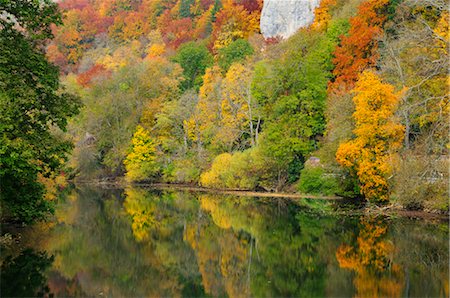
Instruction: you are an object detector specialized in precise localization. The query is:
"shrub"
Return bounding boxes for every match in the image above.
[163,158,201,184]
[298,166,339,196]
[393,156,449,212]
[200,149,262,190]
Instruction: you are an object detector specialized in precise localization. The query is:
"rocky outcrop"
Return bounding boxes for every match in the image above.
[260,0,321,39]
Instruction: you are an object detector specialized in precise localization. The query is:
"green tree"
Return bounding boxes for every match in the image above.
[179,0,195,18]
[0,0,81,223]
[251,27,343,190]
[217,38,254,72]
[172,41,213,91]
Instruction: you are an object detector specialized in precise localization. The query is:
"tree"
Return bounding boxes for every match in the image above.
[124,125,160,182]
[210,0,260,51]
[199,149,262,189]
[311,0,337,31]
[217,39,254,72]
[72,58,182,177]
[336,71,404,202]
[187,66,223,153]
[378,0,449,210]
[172,41,213,90]
[220,63,259,149]
[251,27,341,190]
[0,0,81,223]
[328,0,390,94]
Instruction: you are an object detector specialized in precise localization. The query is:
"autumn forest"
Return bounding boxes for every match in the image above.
[0,0,449,296]
[3,0,448,224]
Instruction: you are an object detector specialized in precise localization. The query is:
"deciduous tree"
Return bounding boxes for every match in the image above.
[0,0,81,223]
[336,71,404,202]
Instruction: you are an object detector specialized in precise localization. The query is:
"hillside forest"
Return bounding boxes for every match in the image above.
[0,0,448,223]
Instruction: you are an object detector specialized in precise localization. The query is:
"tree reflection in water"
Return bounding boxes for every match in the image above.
[1,249,53,297]
[336,218,404,297]
[2,186,448,297]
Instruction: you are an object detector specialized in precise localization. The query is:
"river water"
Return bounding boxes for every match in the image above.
[1,186,448,297]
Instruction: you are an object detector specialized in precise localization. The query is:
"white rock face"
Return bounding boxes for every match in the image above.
[260,0,321,39]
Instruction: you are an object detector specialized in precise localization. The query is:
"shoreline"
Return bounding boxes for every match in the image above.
[74,180,342,200]
[73,180,449,221]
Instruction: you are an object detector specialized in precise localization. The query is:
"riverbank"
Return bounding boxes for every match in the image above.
[73,180,449,221]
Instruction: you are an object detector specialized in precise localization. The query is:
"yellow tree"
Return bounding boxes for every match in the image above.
[336,71,404,201]
[311,0,337,31]
[124,125,159,182]
[220,63,259,149]
[211,0,260,51]
[187,66,223,151]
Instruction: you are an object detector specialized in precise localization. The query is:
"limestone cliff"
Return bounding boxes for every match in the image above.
[260,0,321,39]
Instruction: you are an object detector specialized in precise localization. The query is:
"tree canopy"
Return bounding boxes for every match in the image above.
[0,0,81,223]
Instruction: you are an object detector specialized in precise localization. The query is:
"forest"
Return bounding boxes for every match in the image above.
[0,0,448,224]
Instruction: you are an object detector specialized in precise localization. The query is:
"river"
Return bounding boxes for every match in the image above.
[1,185,448,297]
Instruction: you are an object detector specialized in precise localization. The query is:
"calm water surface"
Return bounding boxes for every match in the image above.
[1,186,448,297]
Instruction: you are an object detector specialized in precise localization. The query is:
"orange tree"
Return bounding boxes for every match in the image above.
[336,71,404,202]
[328,0,390,94]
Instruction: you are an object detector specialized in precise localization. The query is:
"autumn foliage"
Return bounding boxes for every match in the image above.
[44,0,448,210]
[336,71,404,201]
[311,0,337,31]
[77,64,110,87]
[124,125,160,182]
[328,0,389,93]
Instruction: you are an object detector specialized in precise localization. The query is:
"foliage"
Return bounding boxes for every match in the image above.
[217,38,254,71]
[392,156,448,212]
[72,58,182,176]
[124,126,160,182]
[336,71,404,202]
[0,0,81,223]
[298,166,339,196]
[328,0,390,93]
[251,26,345,190]
[210,0,261,51]
[200,149,262,189]
[378,0,449,210]
[32,0,448,210]
[172,41,213,90]
[312,0,337,30]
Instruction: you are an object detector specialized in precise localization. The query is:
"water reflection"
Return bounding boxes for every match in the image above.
[1,249,53,297]
[1,186,448,297]
[336,218,404,297]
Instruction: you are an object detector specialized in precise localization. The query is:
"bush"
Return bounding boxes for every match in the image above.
[200,149,262,190]
[298,166,339,196]
[393,156,449,212]
[162,158,201,184]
